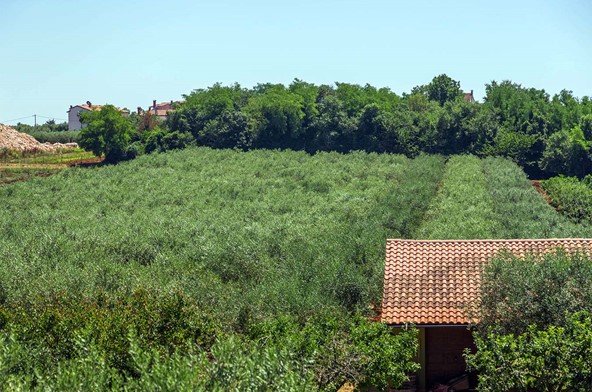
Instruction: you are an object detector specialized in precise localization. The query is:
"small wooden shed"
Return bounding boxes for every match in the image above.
[380,238,592,391]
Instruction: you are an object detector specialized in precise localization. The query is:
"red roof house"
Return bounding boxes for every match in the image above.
[463,90,475,103]
[380,238,592,391]
[142,99,181,120]
[67,101,130,130]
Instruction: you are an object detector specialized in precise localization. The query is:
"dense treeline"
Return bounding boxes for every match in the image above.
[15,119,69,134]
[95,74,592,177]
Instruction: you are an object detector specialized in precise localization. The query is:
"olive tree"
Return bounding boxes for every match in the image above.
[466,251,592,391]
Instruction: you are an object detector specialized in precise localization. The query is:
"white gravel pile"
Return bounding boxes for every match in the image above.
[0,124,78,152]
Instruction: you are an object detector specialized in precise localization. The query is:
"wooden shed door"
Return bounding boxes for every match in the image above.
[424,327,474,387]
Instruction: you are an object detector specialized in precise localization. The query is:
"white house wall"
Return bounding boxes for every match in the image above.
[67,107,88,130]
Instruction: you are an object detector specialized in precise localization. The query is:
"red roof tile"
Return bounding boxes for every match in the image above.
[380,239,592,325]
[148,108,174,117]
[70,104,129,114]
[146,101,183,117]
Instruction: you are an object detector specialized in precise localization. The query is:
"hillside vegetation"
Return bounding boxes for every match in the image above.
[1,148,590,389]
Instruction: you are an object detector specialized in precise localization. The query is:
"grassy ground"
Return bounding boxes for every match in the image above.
[0,167,62,186]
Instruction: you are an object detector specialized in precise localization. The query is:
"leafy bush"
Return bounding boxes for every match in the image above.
[542,175,592,222]
[0,289,220,375]
[144,128,194,153]
[477,250,592,335]
[28,130,80,144]
[247,315,419,391]
[466,311,592,392]
[0,331,316,391]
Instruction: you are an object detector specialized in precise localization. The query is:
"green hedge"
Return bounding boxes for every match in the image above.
[415,155,498,239]
[542,175,592,223]
[28,130,80,144]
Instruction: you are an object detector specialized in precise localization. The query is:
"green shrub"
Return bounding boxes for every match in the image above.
[466,311,592,392]
[0,331,317,391]
[28,130,80,144]
[247,315,419,391]
[0,289,220,376]
[542,175,592,223]
[477,250,592,335]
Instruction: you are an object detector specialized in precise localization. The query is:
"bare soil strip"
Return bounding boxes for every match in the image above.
[0,163,68,169]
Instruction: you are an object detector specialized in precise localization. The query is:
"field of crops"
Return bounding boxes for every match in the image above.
[1,148,590,389]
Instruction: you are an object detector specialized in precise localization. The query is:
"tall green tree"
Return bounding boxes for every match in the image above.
[79,105,135,163]
[310,95,357,152]
[540,126,591,177]
[245,86,305,149]
[412,74,463,106]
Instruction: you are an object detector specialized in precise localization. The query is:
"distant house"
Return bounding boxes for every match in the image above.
[139,100,180,121]
[463,90,475,103]
[67,101,130,130]
[380,238,592,391]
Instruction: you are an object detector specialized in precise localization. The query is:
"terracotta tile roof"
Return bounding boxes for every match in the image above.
[153,102,174,110]
[147,101,182,117]
[380,239,592,325]
[463,91,475,102]
[79,104,104,111]
[69,104,129,114]
[148,108,174,117]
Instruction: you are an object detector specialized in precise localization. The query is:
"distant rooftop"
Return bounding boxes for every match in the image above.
[68,102,129,113]
[463,90,475,102]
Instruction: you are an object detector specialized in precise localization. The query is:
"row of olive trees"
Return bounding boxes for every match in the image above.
[78,75,592,177]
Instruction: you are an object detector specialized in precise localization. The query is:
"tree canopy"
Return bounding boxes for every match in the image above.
[79,105,135,163]
[77,75,592,178]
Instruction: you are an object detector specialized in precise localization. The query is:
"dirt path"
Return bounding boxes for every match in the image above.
[0,163,67,169]
[0,157,103,170]
[531,180,552,204]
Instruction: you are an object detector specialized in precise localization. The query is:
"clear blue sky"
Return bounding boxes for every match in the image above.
[1,0,590,125]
